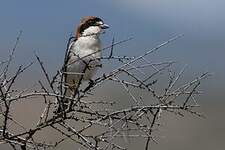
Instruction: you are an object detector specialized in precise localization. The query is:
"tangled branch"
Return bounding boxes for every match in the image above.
[0,33,210,150]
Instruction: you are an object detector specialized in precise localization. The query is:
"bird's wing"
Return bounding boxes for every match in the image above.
[63,37,77,85]
[64,37,77,68]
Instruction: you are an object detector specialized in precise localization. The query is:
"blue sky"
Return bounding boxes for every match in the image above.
[0,0,224,100]
[0,1,225,150]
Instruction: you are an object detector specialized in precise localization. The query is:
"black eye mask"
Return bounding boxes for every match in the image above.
[88,18,103,26]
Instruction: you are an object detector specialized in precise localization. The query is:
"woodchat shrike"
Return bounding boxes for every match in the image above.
[63,16,109,100]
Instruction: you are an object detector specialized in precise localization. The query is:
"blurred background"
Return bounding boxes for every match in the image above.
[0,0,224,149]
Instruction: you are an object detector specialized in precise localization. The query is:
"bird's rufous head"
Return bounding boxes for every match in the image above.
[75,16,109,39]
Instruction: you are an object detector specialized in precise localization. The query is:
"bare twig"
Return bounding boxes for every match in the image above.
[0,34,209,150]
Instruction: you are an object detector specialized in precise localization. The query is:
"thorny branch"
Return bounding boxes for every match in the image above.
[0,33,210,150]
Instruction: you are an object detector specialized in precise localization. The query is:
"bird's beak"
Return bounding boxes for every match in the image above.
[100,23,109,29]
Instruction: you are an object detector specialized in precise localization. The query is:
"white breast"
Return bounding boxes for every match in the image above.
[66,36,102,85]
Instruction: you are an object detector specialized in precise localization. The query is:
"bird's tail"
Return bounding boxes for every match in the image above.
[57,81,79,113]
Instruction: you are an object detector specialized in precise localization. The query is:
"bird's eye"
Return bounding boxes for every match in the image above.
[89,20,96,25]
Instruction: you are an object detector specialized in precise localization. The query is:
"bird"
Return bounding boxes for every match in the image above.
[61,16,109,110]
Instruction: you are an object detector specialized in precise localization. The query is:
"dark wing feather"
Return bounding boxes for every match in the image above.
[62,36,76,91]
